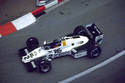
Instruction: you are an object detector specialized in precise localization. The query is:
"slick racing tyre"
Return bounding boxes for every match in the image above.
[39,61,52,73]
[25,62,36,72]
[18,47,27,57]
[87,46,101,58]
[26,37,39,51]
[73,25,86,35]
[73,25,89,37]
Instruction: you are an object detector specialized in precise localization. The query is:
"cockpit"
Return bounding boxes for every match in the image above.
[62,35,80,40]
[43,39,61,50]
[43,35,81,50]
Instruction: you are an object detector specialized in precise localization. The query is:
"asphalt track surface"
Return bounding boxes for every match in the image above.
[0,0,36,25]
[0,0,125,83]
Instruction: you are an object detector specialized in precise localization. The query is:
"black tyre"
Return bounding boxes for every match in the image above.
[39,61,52,73]
[25,62,36,72]
[26,37,39,51]
[87,46,101,58]
[19,47,27,57]
[73,25,86,35]
[73,25,89,37]
[66,33,75,37]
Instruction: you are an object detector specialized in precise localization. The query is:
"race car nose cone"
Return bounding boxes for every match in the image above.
[80,36,89,45]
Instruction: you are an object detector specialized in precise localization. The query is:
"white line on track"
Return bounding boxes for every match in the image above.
[58,50,125,83]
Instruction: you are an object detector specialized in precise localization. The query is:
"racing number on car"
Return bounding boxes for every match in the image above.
[24,51,37,60]
[54,48,62,54]
[30,51,37,58]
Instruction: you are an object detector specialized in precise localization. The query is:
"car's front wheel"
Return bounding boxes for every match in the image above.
[26,37,39,51]
[39,61,52,73]
[18,47,27,57]
[87,46,101,58]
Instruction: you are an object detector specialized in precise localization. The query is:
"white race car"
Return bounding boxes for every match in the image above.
[19,23,104,73]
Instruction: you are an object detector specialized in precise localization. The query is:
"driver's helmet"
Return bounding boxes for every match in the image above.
[53,39,61,47]
[26,37,39,51]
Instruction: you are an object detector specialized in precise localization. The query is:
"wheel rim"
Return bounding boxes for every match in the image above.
[40,65,49,72]
[91,48,99,57]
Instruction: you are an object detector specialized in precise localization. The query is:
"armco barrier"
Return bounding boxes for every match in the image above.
[0,0,64,38]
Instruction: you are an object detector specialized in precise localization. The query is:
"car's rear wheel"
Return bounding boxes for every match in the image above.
[73,25,89,37]
[26,37,39,51]
[73,25,85,34]
[87,46,101,58]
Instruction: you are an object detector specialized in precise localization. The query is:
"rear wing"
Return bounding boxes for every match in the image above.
[86,23,104,45]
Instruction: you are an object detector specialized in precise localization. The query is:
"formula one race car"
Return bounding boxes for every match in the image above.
[19,23,104,73]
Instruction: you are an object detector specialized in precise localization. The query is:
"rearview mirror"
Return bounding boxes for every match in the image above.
[43,41,47,45]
